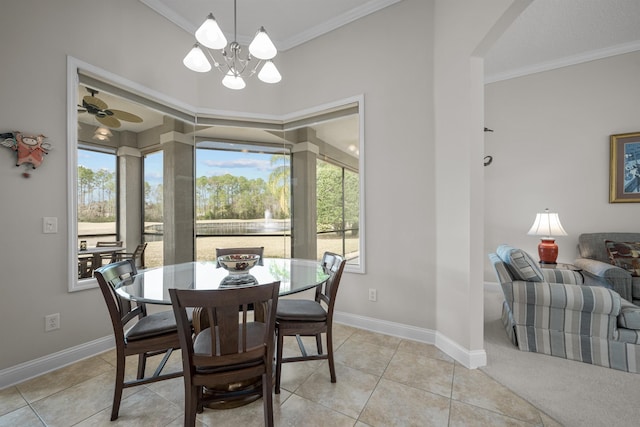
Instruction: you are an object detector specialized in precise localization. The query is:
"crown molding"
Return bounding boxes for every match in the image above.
[140,0,403,51]
[485,40,640,84]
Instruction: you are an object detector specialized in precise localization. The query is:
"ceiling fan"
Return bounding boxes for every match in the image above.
[78,88,143,128]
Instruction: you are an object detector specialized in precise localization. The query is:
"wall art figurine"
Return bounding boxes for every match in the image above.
[1,131,51,177]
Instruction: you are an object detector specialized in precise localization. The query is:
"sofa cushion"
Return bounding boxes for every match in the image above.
[618,299,640,330]
[605,240,640,277]
[578,232,640,263]
[496,245,544,282]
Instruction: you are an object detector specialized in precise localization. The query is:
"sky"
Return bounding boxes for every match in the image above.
[78,148,280,189]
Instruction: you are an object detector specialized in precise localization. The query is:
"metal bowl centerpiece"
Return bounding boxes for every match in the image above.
[217,254,261,275]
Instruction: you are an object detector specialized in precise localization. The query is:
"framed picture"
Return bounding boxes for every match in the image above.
[610,132,640,203]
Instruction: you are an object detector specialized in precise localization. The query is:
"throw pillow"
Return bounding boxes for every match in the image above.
[605,240,640,277]
[496,244,545,282]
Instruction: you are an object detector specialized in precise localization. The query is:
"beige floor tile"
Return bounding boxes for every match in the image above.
[195,391,289,427]
[145,376,185,406]
[17,356,114,403]
[334,339,396,376]
[449,400,542,426]
[74,387,181,426]
[31,371,139,427]
[0,386,27,417]
[452,366,542,424]
[296,363,379,419]
[277,358,322,393]
[348,329,402,349]
[278,394,356,427]
[538,411,563,427]
[359,378,450,427]
[0,405,44,427]
[383,350,454,398]
[396,339,455,363]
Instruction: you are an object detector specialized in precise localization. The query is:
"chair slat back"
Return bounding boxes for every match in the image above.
[317,252,346,309]
[94,259,142,338]
[170,282,279,375]
[215,247,264,267]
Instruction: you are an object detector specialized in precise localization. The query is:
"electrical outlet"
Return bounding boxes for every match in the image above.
[368,288,377,302]
[45,313,60,332]
[43,217,58,234]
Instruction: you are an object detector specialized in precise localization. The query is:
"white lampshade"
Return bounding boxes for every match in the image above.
[527,208,568,238]
[248,27,277,60]
[257,60,282,84]
[195,13,228,50]
[183,44,212,72]
[222,72,246,90]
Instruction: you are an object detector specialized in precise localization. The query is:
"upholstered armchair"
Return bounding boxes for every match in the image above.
[574,232,640,305]
[490,244,640,373]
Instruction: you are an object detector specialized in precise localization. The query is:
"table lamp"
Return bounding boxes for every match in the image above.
[527,208,567,264]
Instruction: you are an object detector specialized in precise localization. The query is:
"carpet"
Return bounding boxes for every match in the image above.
[482,285,640,427]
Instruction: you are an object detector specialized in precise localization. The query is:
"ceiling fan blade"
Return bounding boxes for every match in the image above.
[96,115,121,128]
[83,95,108,110]
[109,109,143,123]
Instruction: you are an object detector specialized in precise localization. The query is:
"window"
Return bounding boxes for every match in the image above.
[194,145,291,260]
[143,151,163,268]
[77,146,118,279]
[316,159,360,264]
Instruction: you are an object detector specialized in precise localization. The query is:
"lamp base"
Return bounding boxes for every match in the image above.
[538,238,559,264]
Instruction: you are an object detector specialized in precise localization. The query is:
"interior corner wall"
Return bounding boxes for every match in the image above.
[484,51,640,282]
[281,0,437,331]
[433,0,516,353]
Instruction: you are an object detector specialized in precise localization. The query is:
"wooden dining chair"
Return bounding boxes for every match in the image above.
[215,246,264,267]
[96,240,124,265]
[274,252,346,394]
[169,281,280,427]
[94,259,183,421]
[114,242,148,268]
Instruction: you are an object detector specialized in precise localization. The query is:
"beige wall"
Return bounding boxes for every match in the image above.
[484,51,640,282]
[0,0,514,374]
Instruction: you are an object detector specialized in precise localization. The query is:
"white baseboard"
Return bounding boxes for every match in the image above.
[334,311,486,369]
[0,336,115,390]
[2,312,490,390]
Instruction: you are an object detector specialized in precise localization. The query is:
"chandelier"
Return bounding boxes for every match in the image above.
[182,0,282,90]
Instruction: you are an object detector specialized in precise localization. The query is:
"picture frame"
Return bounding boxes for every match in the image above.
[610,132,640,203]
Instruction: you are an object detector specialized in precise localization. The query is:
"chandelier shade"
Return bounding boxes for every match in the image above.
[183,1,281,89]
[195,14,227,49]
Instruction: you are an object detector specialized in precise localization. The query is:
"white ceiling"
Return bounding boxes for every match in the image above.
[82,1,640,143]
[485,0,640,82]
[139,0,640,84]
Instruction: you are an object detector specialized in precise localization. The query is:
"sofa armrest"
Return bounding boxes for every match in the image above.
[541,268,583,285]
[506,280,621,315]
[503,280,622,338]
[573,257,632,300]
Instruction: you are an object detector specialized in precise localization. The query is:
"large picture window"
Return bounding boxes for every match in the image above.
[317,159,360,264]
[194,145,291,260]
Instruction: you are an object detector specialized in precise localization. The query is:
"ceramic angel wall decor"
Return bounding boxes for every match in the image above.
[1,131,51,177]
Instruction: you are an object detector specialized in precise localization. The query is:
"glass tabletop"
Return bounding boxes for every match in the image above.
[116,258,329,305]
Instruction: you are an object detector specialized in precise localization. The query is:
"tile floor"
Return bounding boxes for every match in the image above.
[0,324,561,426]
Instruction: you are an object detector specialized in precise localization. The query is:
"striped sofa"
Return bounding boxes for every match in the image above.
[489,245,640,373]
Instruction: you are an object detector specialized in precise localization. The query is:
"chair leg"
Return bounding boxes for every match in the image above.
[137,353,147,379]
[111,353,126,421]
[185,385,198,427]
[275,328,284,394]
[315,333,323,355]
[262,372,274,427]
[327,328,336,383]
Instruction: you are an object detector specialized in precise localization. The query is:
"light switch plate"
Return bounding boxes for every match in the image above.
[43,217,58,234]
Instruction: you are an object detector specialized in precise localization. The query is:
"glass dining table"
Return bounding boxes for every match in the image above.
[116,257,329,305]
[115,257,329,408]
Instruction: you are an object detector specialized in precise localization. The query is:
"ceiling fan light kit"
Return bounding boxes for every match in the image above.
[183,0,281,90]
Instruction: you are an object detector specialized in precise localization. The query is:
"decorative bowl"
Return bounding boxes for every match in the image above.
[217,254,260,274]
